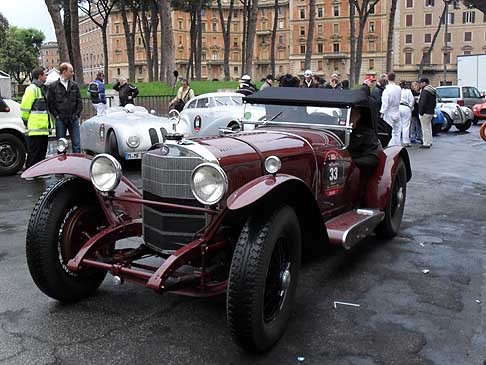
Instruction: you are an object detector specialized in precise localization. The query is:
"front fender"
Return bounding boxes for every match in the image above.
[365,147,411,210]
[20,153,142,199]
[227,174,306,210]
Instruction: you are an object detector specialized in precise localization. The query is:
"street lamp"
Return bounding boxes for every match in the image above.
[443,0,451,85]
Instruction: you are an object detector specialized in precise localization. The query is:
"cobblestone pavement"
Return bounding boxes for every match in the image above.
[0,127,485,364]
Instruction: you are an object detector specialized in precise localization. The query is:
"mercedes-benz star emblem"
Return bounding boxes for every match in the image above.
[160,144,170,155]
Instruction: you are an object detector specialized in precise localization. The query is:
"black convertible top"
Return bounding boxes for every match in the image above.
[243,87,369,108]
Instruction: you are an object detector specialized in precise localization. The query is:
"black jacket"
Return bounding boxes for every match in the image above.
[418,85,437,116]
[411,89,420,117]
[48,79,83,121]
[114,82,139,107]
[360,83,371,97]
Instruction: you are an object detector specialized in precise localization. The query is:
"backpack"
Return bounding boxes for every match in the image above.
[88,81,100,103]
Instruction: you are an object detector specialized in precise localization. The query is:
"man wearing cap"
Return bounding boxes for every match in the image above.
[360,75,376,97]
[260,74,275,90]
[237,74,257,96]
[302,70,315,88]
[326,73,342,90]
[380,71,402,146]
[418,77,437,148]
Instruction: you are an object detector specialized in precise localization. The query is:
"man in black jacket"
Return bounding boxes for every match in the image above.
[418,77,436,148]
[48,62,83,153]
[369,75,389,146]
[113,77,139,106]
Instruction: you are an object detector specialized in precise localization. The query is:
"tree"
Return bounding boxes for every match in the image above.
[79,0,117,82]
[385,0,398,73]
[348,0,356,86]
[159,0,176,85]
[44,0,70,63]
[304,0,316,71]
[419,1,447,77]
[70,0,84,85]
[0,12,8,45]
[270,0,278,77]
[217,0,235,81]
[244,0,259,76]
[0,27,45,84]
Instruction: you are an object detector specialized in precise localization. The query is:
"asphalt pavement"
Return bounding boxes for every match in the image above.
[0,127,485,364]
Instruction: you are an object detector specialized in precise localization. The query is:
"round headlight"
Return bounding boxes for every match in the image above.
[57,138,69,154]
[126,135,140,148]
[90,154,122,192]
[264,156,282,174]
[191,163,228,205]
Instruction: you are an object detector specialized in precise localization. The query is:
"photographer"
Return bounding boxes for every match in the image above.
[169,79,194,112]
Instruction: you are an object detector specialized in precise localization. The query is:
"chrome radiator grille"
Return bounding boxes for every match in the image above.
[142,150,206,252]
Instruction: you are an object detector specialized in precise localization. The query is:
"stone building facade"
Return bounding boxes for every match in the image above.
[393,0,486,85]
[79,14,105,82]
[39,42,60,71]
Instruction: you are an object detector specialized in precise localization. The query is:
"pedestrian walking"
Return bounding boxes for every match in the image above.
[236,75,257,96]
[380,72,402,146]
[418,77,437,149]
[399,81,414,146]
[169,78,194,112]
[260,74,275,90]
[20,67,52,168]
[88,72,106,115]
[47,62,82,153]
[113,77,139,107]
[360,75,376,97]
[326,73,342,90]
[410,81,423,144]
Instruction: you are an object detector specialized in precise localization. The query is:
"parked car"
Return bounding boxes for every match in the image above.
[437,102,472,132]
[436,85,484,124]
[80,104,175,160]
[0,96,27,176]
[22,88,411,353]
[432,106,445,135]
[472,102,486,122]
[173,92,265,136]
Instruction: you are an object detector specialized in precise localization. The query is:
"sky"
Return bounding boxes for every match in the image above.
[0,0,56,42]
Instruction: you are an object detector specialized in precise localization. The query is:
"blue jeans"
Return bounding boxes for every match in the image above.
[55,118,81,153]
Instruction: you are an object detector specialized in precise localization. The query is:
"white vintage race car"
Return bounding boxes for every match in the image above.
[437,102,473,132]
[0,97,27,175]
[80,105,175,160]
[173,92,265,137]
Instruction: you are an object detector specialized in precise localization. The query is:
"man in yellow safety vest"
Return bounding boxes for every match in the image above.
[20,67,52,168]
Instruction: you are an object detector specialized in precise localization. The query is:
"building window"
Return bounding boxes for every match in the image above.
[138,66,143,75]
[369,59,375,70]
[463,11,476,24]
[115,25,119,33]
[279,35,284,43]
[425,14,432,26]
[178,20,183,30]
[465,31,472,42]
[300,26,305,36]
[318,7,323,17]
[117,68,120,75]
[406,14,413,26]
[445,32,451,42]
[261,8,267,17]
[212,51,218,60]
[318,43,323,53]
[202,22,206,32]
[234,66,238,73]
[233,10,238,18]
[212,22,217,32]
[202,53,206,61]
[424,33,432,43]
[318,60,323,71]
[300,7,306,19]
[212,9,217,18]
[200,9,205,16]
[464,50,472,55]
[406,0,413,8]
[333,24,339,34]
[425,0,434,6]
[405,34,412,43]
[318,24,323,35]
[278,6,283,16]
[333,43,340,53]
[369,4,375,14]
[300,45,306,54]
[333,60,339,71]
[300,61,305,70]
[333,5,339,17]
[262,21,267,30]
[405,52,412,65]
[444,52,450,64]
[369,40,376,52]
[233,38,238,47]
[369,21,375,33]
[422,52,431,64]
[233,22,238,32]
[446,12,455,24]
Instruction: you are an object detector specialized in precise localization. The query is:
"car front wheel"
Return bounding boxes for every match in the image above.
[227,205,301,353]
[375,158,407,239]
[441,114,453,132]
[0,133,26,176]
[456,120,471,132]
[26,178,108,302]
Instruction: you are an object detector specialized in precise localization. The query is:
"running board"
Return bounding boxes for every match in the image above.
[325,209,385,250]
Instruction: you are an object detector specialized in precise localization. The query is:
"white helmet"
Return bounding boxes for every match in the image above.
[304,70,313,77]
[241,74,252,82]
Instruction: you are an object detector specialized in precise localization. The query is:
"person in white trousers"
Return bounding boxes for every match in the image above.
[380,72,402,146]
[399,81,415,146]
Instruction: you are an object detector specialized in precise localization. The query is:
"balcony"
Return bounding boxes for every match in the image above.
[256,30,272,36]
[324,53,348,59]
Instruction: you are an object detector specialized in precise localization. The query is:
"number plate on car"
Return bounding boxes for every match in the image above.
[125,151,144,160]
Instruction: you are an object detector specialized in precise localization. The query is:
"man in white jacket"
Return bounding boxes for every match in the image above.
[399,81,415,146]
[380,72,402,146]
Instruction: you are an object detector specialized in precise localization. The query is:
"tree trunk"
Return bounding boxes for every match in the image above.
[419,2,447,77]
[186,11,197,80]
[195,4,202,80]
[158,0,166,82]
[270,0,279,77]
[151,0,159,81]
[241,0,248,72]
[348,0,356,86]
[120,0,136,82]
[386,0,398,73]
[160,0,176,85]
[304,0,316,71]
[69,0,84,85]
[354,16,367,83]
[217,0,234,81]
[44,0,69,63]
[63,0,73,64]
[244,0,259,76]
[140,8,153,81]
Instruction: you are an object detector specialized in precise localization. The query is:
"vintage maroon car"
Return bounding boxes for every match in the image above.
[22,88,411,352]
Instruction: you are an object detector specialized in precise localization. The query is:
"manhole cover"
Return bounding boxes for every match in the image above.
[415,235,443,244]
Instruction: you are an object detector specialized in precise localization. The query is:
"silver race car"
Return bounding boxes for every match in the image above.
[80,105,175,160]
[173,92,265,137]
